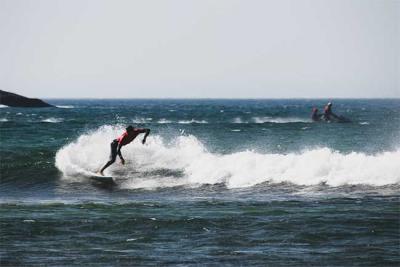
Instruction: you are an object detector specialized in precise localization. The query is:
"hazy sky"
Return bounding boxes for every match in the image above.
[0,0,399,98]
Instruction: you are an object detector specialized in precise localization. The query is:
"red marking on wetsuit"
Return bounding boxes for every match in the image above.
[117,129,144,146]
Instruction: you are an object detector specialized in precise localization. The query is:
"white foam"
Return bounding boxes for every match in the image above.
[233,117,247,124]
[42,117,63,123]
[131,117,153,124]
[359,122,370,125]
[158,118,173,124]
[252,116,310,123]
[55,126,400,189]
[178,119,208,124]
[0,104,9,108]
[56,105,74,109]
[0,118,8,122]
[233,117,310,124]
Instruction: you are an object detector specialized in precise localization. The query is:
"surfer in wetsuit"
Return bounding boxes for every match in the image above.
[323,102,339,121]
[99,125,150,175]
[311,107,322,121]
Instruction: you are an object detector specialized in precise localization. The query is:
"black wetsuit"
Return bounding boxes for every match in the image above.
[108,139,120,164]
[312,112,320,121]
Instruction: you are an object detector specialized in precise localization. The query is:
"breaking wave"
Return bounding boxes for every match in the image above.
[55,126,400,189]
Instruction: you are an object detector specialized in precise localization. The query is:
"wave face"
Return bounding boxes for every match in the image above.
[55,126,400,189]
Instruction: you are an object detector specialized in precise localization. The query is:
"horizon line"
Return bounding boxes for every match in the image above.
[42,97,400,100]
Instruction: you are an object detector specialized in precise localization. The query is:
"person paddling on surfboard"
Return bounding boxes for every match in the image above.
[99,125,150,175]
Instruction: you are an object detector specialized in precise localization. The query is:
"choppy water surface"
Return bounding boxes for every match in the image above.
[1,99,399,266]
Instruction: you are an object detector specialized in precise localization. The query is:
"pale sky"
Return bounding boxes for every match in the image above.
[0,0,399,98]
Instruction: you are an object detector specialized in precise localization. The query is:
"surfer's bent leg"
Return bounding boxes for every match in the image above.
[100,140,118,174]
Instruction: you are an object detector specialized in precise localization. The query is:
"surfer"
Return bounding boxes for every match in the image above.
[99,125,150,175]
[311,107,322,121]
[323,102,339,121]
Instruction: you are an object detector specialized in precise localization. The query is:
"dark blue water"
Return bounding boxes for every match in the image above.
[1,99,399,266]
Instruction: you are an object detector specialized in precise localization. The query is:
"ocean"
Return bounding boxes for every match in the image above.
[1,99,399,266]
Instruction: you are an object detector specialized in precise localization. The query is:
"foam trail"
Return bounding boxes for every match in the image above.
[55,126,400,189]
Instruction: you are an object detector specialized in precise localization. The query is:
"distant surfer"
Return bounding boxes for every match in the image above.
[311,107,322,121]
[323,102,339,121]
[99,125,150,175]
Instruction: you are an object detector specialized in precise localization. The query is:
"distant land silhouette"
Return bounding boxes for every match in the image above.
[0,90,54,107]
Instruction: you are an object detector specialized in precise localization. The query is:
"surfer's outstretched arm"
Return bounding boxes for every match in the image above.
[135,128,150,144]
[142,128,150,144]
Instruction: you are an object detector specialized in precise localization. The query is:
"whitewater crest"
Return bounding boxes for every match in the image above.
[131,117,208,124]
[42,117,64,123]
[233,117,310,124]
[55,126,400,189]
[56,105,74,109]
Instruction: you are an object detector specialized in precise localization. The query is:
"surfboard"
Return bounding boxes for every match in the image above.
[87,173,115,184]
[336,115,351,123]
